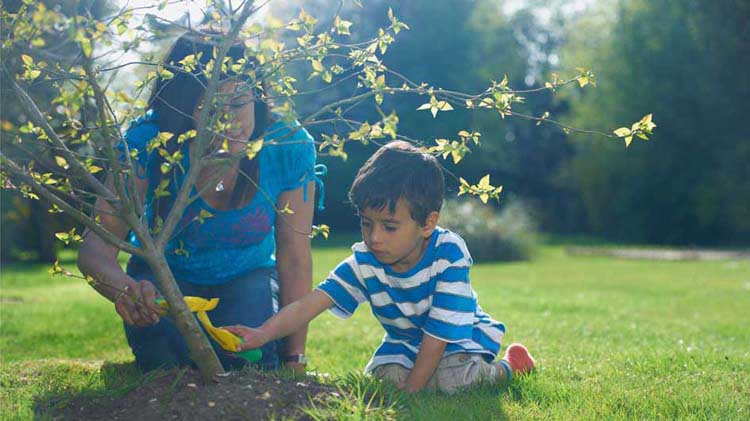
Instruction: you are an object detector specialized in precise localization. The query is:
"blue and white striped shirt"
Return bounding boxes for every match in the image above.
[316,227,506,372]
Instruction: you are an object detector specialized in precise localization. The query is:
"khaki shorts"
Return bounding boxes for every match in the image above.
[372,353,501,394]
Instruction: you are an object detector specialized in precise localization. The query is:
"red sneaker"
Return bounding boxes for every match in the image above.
[502,343,535,375]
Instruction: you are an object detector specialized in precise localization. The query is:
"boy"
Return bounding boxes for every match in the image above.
[225,141,534,393]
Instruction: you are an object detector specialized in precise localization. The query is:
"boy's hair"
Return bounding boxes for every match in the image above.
[349,141,445,225]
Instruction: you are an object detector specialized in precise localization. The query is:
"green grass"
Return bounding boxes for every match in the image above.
[1,244,749,419]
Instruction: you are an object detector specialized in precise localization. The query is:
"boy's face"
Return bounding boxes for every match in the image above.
[359,198,438,272]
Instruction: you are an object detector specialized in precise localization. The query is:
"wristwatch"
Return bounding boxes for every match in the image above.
[283,354,308,364]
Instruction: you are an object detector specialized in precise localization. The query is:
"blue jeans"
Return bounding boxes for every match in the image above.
[124,262,281,372]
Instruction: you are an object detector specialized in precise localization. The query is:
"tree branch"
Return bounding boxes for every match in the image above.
[2,65,119,206]
[0,154,143,256]
[156,3,258,249]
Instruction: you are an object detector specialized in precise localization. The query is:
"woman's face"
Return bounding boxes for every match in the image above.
[193,80,255,155]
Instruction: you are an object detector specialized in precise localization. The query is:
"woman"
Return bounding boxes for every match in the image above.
[77,31,323,372]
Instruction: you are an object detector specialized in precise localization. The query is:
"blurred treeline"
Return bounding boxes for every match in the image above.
[278,0,749,246]
[2,0,748,262]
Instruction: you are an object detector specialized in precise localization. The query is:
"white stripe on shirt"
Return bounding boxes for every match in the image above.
[434,280,473,297]
[370,292,431,317]
[375,314,417,330]
[428,306,475,326]
[329,272,367,304]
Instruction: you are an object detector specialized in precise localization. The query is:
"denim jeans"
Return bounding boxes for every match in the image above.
[124,262,281,372]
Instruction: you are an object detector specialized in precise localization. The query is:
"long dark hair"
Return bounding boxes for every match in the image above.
[146,31,271,221]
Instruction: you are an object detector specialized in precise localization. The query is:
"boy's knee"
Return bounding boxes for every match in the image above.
[435,354,498,393]
[372,363,410,385]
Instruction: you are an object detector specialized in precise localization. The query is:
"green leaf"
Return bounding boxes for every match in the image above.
[158,132,174,142]
[153,179,171,198]
[197,209,213,223]
[478,174,491,188]
[158,66,174,80]
[613,127,631,137]
[333,16,352,35]
[177,130,196,144]
[311,224,330,239]
[246,138,264,160]
[280,201,295,215]
[54,156,69,169]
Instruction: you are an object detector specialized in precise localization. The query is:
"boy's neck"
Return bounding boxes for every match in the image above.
[388,234,431,273]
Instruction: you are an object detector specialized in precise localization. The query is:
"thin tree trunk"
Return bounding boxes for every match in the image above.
[147,253,225,382]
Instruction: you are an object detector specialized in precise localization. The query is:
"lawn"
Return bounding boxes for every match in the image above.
[1,242,749,419]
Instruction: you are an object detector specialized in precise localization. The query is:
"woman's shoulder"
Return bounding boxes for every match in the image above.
[262,116,316,184]
[123,109,160,150]
[264,115,314,147]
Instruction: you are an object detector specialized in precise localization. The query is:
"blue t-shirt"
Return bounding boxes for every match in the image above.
[316,227,506,373]
[122,111,323,285]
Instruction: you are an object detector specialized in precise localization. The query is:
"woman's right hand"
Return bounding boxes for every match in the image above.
[115,279,162,327]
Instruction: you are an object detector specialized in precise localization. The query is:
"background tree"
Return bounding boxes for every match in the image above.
[559,0,750,244]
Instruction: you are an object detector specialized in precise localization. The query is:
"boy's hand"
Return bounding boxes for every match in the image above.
[223,325,270,351]
[397,380,422,393]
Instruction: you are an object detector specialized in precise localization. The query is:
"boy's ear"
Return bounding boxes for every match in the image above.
[421,211,439,237]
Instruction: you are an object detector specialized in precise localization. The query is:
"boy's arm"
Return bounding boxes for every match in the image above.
[401,334,448,392]
[224,289,333,351]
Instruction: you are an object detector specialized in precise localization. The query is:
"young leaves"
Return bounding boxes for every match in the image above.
[55,228,83,245]
[245,138,264,160]
[310,224,330,239]
[613,114,657,147]
[417,96,454,118]
[458,175,503,204]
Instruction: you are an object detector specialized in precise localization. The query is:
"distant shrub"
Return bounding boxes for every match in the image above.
[439,198,538,262]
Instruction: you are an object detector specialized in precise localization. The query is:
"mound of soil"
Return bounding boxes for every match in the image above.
[55,368,340,420]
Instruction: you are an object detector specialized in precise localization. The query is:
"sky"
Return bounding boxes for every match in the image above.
[119,0,598,27]
[109,0,597,93]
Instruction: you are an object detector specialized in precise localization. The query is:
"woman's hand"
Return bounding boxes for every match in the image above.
[115,279,162,327]
[223,325,271,351]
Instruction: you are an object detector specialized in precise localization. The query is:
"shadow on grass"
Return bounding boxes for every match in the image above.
[28,361,516,420]
[31,361,145,419]
[31,364,407,420]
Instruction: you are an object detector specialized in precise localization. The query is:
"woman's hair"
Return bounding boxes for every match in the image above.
[146,31,271,220]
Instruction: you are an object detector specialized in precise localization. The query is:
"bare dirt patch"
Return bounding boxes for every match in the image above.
[53,368,341,420]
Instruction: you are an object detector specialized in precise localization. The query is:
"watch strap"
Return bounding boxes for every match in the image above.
[282,354,308,364]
